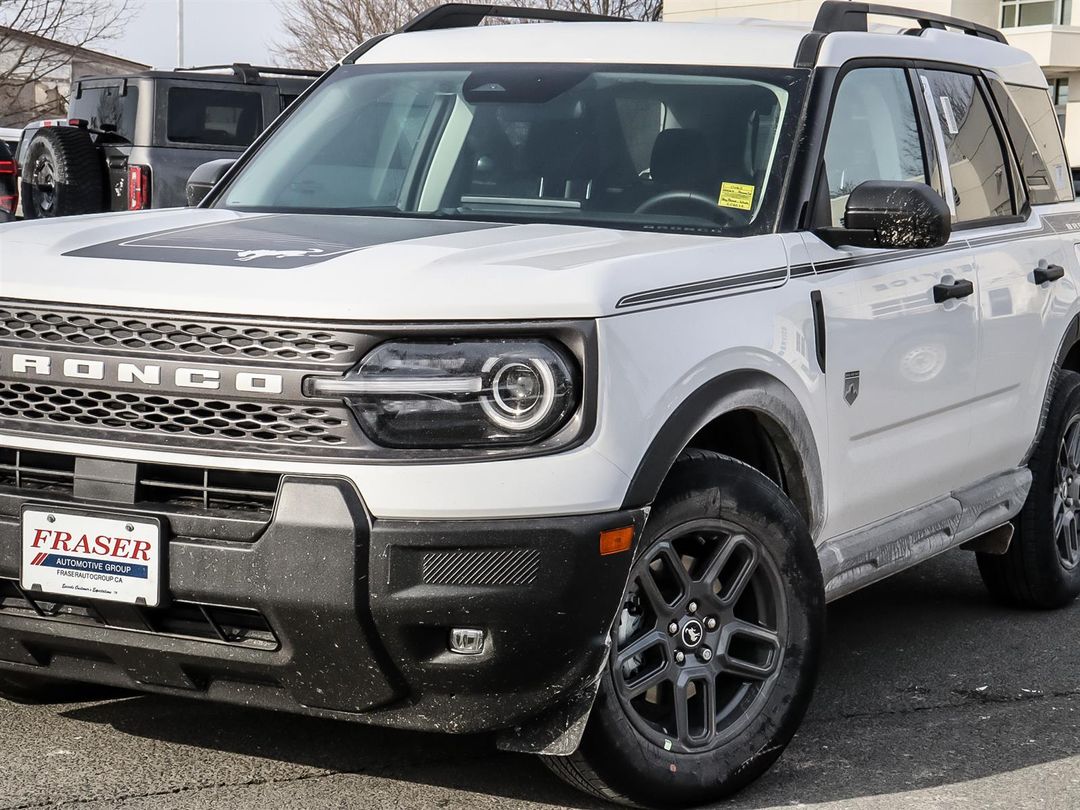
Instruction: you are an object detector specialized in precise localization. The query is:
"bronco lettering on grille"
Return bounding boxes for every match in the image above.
[0,348,287,398]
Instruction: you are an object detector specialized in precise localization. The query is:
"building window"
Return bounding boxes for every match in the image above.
[1053,78,1070,133]
[1001,0,1072,25]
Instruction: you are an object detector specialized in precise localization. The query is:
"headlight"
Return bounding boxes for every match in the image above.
[305,339,579,448]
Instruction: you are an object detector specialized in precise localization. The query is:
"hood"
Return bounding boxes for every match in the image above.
[0,208,789,320]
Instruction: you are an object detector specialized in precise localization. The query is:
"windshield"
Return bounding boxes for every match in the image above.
[218,64,806,236]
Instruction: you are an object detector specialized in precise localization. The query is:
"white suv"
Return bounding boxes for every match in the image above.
[0,2,1077,806]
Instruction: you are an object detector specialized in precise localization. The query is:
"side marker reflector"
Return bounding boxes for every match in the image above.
[600,526,635,556]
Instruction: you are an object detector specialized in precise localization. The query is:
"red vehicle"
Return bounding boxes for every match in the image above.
[0,139,16,222]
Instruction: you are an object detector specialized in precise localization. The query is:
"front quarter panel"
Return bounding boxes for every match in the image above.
[595,233,828,533]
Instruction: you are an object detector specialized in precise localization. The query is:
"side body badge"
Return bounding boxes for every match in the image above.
[844,371,860,405]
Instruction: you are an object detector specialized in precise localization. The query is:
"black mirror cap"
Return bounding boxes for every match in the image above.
[186,159,236,207]
[816,180,951,251]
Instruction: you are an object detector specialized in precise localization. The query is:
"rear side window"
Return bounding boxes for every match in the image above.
[992,82,1073,204]
[70,84,139,143]
[921,70,1016,224]
[821,68,929,226]
[167,87,263,147]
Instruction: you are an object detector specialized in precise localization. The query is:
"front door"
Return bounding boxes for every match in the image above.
[808,65,980,538]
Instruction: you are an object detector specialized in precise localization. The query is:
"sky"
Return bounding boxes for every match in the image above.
[108,0,287,70]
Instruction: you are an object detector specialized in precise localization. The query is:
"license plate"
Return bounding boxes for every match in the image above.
[20,508,163,607]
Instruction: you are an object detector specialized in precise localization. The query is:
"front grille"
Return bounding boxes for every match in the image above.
[0,301,371,458]
[0,304,361,366]
[0,381,355,454]
[0,447,72,495]
[0,447,281,518]
[0,578,279,650]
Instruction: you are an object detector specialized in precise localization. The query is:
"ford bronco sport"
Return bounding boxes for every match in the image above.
[16,64,318,219]
[0,2,1078,806]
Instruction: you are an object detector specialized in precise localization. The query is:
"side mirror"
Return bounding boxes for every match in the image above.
[186,159,235,206]
[815,180,951,250]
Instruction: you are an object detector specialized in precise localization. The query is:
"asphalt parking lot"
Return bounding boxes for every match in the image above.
[3,549,1080,810]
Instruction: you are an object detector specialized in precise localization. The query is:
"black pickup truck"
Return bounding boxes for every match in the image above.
[16,63,319,219]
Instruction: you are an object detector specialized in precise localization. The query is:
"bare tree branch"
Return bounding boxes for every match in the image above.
[272,0,661,70]
[0,0,136,124]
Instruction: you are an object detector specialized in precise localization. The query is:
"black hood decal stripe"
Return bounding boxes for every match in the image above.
[63,214,508,269]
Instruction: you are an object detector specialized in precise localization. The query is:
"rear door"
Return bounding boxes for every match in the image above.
[920,69,1078,478]
[807,64,980,537]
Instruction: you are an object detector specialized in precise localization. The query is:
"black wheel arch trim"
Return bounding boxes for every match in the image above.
[1056,312,1080,369]
[620,369,824,536]
[1025,311,1080,464]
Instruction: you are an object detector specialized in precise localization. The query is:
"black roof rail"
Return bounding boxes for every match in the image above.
[812,1,1007,44]
[174,63,324,83]
[400,3,629,32]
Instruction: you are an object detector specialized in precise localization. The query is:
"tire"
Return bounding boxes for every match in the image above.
[545,450,825,807]
[978,369,1080,609]
[20,127,106,219]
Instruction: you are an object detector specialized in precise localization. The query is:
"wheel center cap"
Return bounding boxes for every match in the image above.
[681,618,704,648]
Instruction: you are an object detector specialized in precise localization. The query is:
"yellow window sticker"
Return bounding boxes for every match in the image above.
[718,182,755,211]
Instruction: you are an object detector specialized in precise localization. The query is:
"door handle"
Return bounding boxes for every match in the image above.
[933,278,974,304]
[1034,264,1066,284]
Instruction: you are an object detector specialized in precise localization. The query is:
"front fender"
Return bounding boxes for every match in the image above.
[620,369,824,536]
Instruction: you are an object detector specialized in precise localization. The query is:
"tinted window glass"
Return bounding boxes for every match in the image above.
[167,87,263,147]
[69,85,139,142]
[922,71,1015,223]
[822,68,928,226]
[993,82,1073,203]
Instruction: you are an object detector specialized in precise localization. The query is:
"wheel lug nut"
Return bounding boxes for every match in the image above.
[668,621,679,636]
[687,600,698,614]
[701,648,713,662]
[674,650,685,664]
[705,617,718,631]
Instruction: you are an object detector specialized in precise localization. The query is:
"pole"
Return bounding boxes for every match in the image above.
[177,0,185,68]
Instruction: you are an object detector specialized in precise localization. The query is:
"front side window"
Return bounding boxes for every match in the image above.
[218,64,807,236]
[1001,0,1071,26]
[992,82,1073,203]
[921,70,1016,224]
[166,87,263,147]
[821,68,929,226]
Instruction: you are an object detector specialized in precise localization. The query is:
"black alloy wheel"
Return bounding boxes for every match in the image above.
[978,369,1080,608]
[29,153,57,216]
[612,518,786,754]
[545,451,824,807]
[1053,414,1080,570]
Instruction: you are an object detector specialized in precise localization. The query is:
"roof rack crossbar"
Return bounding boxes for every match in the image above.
[174,63,324,83]
[400,3,629,32]
[812,1,1007,44]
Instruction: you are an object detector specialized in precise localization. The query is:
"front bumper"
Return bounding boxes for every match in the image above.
[0,466,645,734]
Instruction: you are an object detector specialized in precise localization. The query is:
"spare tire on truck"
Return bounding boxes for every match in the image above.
[20,127,106,219]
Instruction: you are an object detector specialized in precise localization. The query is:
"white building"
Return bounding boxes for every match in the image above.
[0,27,148,127]
[664,0,1080,165]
